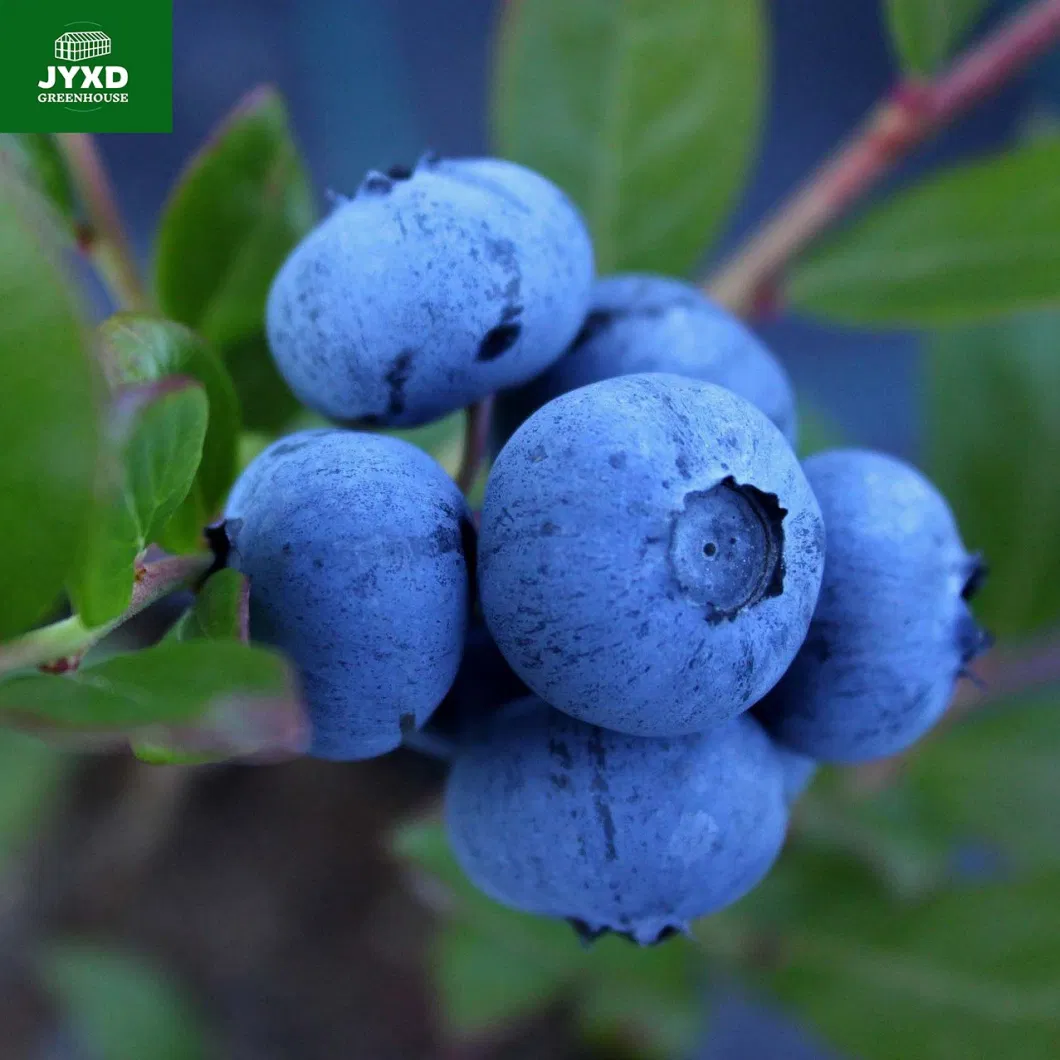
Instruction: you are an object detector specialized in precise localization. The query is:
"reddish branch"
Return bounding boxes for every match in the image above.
[707,0,1060,315]
[55,132,151,311]
[457,0,1060,490]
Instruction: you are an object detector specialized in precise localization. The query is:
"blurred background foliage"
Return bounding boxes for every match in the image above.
[0,0,1059,1058]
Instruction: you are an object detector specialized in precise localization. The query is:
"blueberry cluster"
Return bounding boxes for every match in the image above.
[229,155,987,943]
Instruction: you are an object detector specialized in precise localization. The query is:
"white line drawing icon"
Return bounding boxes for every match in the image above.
[55,30,111,62]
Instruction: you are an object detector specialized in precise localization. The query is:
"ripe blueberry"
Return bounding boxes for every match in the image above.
[492,273,797,451]
[266,155,594,427]
[426,616,531,740]
[224,429,473,760]
[445,701,788,943]
[479,374,825,736]
[758,449,989,762]
[774,744,817,804]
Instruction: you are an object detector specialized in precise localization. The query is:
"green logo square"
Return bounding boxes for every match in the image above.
[0,1,172,132]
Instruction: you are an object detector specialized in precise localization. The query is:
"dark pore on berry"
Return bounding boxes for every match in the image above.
[668,477,786,623]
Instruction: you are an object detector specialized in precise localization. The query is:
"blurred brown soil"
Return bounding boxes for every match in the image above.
[0,750,596,1060]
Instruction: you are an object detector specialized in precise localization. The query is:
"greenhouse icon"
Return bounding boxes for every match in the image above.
[54,30,112,62]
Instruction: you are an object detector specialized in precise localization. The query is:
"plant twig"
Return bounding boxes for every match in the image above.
[707,0,1060,316]
[55,133,152,312]
[0,552,212,676]
[456,396,494,496]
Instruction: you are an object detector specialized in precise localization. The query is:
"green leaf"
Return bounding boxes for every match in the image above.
[69,380,209,627]
[884,0,989,75]
[793,787,951,901]
[578,935,701,1060]
[0,638,301,750]
[153,87,315,433]
[99,315,241,548]
[493,0,766,275]
[154,86,315,348]
[223,333,300,433]
[238,430,273,471]
[433,926,568,1035]
[709,847,1060,1060]
[393,817,473,892]
[0,160,100,641]
[789,140,1060,325]
[39,942,209,1060]
[927,312,1060,637]
[0,135,77,227]
[167,569,249,642]
[904,693,1060,874]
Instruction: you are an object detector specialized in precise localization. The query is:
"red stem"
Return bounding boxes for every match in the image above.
[55,133,151,311]
[707,0,1060,315]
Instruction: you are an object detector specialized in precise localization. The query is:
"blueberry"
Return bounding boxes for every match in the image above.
[758,449,989,763]
[479,374,825,736]
[492,273,797,452]
[426,615,531,739]
[266,155,594,427]
[445,702,788,943]
[774,744,817,804]
[224,429,473,760]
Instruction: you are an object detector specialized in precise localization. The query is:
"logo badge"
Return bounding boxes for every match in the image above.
[0,3,172,133]
[55,29,112,62]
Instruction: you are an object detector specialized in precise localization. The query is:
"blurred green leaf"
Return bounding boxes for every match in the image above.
[69,380,208,627]
[39,942,209,1060]
[100,315,241,550]
[904,692,1060,873]
[0,730,66,865]
[0,161,100,641]
[709,846,1060,1060]
[790,139,1060,325]
[238,429,273,471]
[493,0,766,274]
[927,311,1060,637]
[395,818,700,1055]
[434,926,568,1035]
[0,134,77,226]
[223,333,300,433]
[794,788,951,901]
[154,86,315,348]
[153,87,315,435]
[884,0,989,75]
[579,935,701,1060]
[0,634,292,732]
[167,569,249,642]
